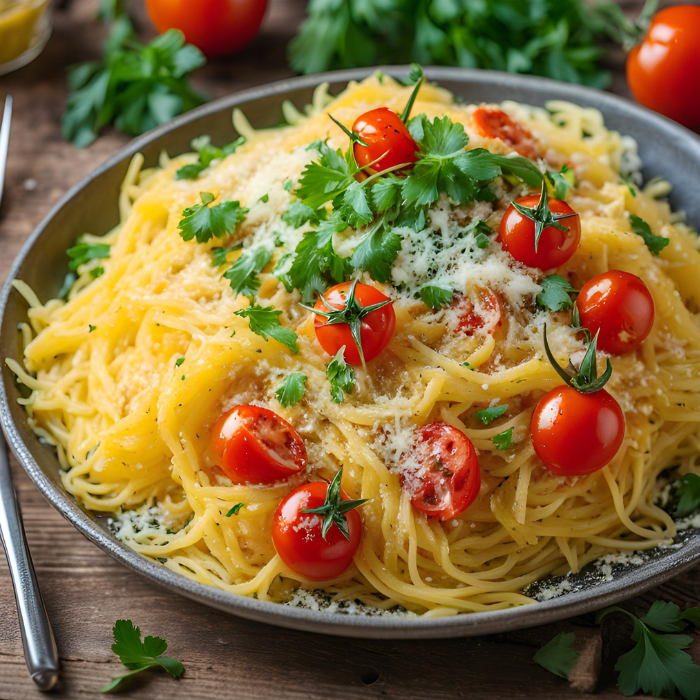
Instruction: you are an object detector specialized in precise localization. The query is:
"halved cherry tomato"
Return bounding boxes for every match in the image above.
[471,107,540,159]
[212,405,306,484]
[352,108,419,173]
[498,194,581,269]
[453,288,503,336]
[576,270,655,355]
[146,0,267,57]
[402,422,481,521]
[272,481,362,580]
[627,5,700,129]
[531,386,625,476]
[313,282,396,365]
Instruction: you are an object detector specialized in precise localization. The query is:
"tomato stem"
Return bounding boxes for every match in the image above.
[512,185,578,253]
[329,113,369,148]
[400,65,425,124]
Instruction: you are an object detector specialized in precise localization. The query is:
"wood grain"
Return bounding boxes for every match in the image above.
[1,1,699,698]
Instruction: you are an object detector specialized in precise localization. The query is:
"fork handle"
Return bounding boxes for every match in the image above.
[0,438,59,691]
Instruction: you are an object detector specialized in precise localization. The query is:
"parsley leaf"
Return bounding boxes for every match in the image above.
[282,201,326,228]
[177,192,248,243]
[222,246,273,297]
[338,180,374,229]
[640,601,700,633]
[175,135,245,180]
[211,243,243,267]
[474,404,508,425]
[63,26,206,147]
[175,358,184,367]
[533,632,578,680]
[296,140,358,210]
[101,619,184,693]
[67,241,111,271]
[492,427,513,449]
[630,214,670,255]
[233,304,299,353]
[327,346,356,403]
[546,164,576,199]
[537,275,579,312]
[419,285,453,310]
[225,503,244,517]
[672,473,700,518]
[350,227,402,283]
[275,372,307,408]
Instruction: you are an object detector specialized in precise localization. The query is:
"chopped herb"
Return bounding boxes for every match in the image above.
[275,372,307,408]
[460,361,472,369]
[222,246,273,297]
[211,243,243,267]
[233,303,299,353]
[283,178,294,191]
[57,272,78,300]
[630,213,670,255]
[89,324,97,333]
[419,285,453,310]
[225,503,244,517]
[67,241,111,271]
[546,164,576,199]
[90,267,105,279]
[100,619,184,693]
[178,192,248,244]
[282,201,326,228]
[326,346,355,403]
[491,427,513,449]
[175,358,184,367]
[259,193,269,203]
[474,404,508,425]
[537,274,579,312]
[671,473,700,518]
[181,375,185,381]
[533,632,578,680]
[175,135,245,180]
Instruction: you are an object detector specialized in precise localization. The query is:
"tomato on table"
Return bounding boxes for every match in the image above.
[499,192,581,270]
[576,270,655,355]
[312,280,396,366]
[272,470,366,580]
[452,288,503,336]
[212,405,306,484]
[471,106,540,159]
[627,5,700,129]
[352,108,419,173]
[146,0,268,57]
[403,422,481,521]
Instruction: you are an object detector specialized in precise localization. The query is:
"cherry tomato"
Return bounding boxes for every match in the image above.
[576,270,655,355]
[146,0,267,57]
[531,386,625,476]
[313,282,396,365]
[452,288,503,336]
[471,107,540,159]
[272,481,362,580]
[402,422,481,521]
[627,5,700,129]
[212,405,306,484]
[498,194,581,269]
[352,108,419,173]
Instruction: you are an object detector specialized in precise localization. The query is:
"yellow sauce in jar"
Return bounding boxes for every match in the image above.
[0,0,50,67]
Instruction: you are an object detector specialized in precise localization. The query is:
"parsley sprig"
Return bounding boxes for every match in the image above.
[176,135,246,180]
[67,241,111,271]
[301,468,367,540]
[275,372,307,408]
[512,185,579,252]
[630,213,670,256]
[543,325,612,394]
[233,303,299,353]
[101,619,184,693]
[177,192,248,243]
[537,275,579,313]
[327,346,356,403]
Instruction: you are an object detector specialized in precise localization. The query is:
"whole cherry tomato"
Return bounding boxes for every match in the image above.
[212,405,306,484]
[352,108,419,173]
[272,480,363,580]
[402,422,481,521]
[313,281,396,365]
[146,0,268,57]
[531,386,625,476]
[499,194,581,270]
[452,288,503,336]
[627,5,700,129]
[576,270,655,355]
[471,106,540,159]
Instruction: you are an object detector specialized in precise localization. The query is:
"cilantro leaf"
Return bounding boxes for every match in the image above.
[101,619,184,693]
[492,427,513,449]
[350,227,402,283]
[672,473,700,518]
[177,193,248,243]
[67,242,111,271]
[409,113,469,156]
[327,346,356,403]
[275,372,307,408]
[225,503,244,517]
[474,404,508,425]
[537,275,579,312]
[630,214,670,256]
[211,243,243,267]
[222,246,273,297]
[533,632,578,680]
[282,201,326,228]
[233,304,299,353]
[419,285,453,310]
[175,135,245,179]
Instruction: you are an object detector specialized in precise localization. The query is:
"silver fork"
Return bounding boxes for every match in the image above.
[0,94,60,691]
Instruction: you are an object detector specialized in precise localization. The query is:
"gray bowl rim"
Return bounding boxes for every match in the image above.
[2,66,700,640]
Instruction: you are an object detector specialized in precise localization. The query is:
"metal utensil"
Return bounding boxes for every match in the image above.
[0,94,59,690]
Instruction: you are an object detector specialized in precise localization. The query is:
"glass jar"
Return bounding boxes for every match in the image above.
[0,0,52,76]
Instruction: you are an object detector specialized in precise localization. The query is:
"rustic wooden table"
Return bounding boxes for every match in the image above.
[1,1,699,698]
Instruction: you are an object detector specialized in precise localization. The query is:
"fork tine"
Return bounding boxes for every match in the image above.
[0,95,13,210]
